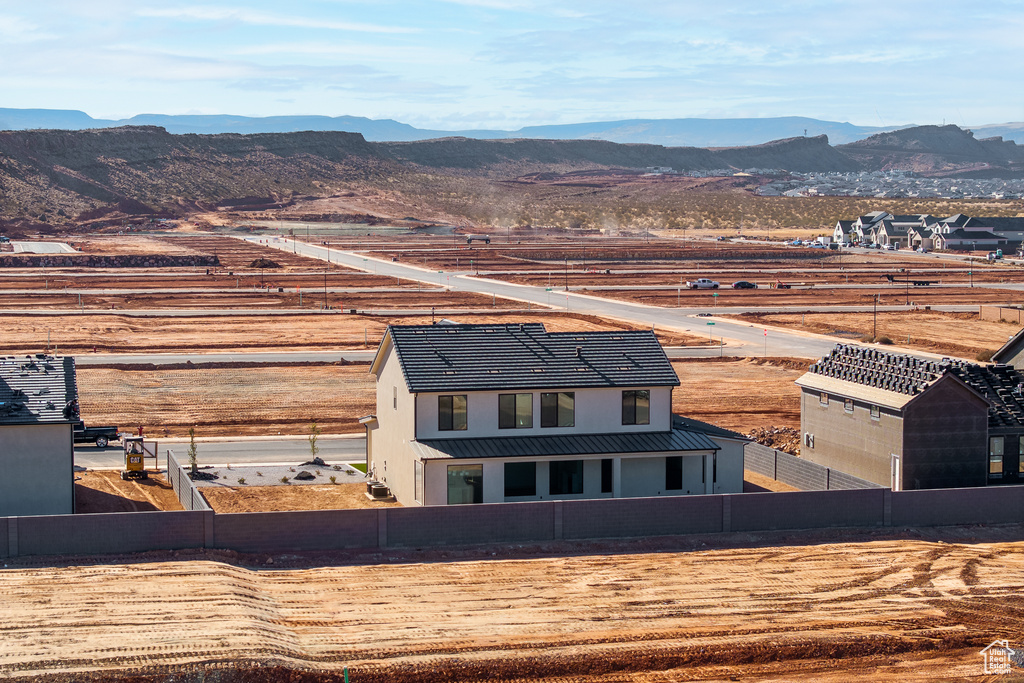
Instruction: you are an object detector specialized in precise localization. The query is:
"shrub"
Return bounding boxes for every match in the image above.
[237,478,246,485]
[256,471,263,477]
[280,476,289,483]
[859,335,874,343]
[876,336,893,345]
[977,349,995,362]
[329,476,337,484]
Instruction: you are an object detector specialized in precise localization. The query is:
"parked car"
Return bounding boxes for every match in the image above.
[732,281,757,289]
[686,278,720,289]
[789,239,802,246]
[808,243,826,249]
[885,244,897,251]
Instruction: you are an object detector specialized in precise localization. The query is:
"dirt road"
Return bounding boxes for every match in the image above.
[2,533,1021,681]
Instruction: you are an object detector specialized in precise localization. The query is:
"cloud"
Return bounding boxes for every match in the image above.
[135,6,419,34]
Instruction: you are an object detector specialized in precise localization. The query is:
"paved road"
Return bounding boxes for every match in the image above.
[74,435,367,469]
[11,241,76,254]
[248,236,940,359]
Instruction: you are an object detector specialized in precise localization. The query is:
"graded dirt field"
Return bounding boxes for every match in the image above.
[2,532,1022,681]
[74,470,183,513]
[8,311,699,355]
[202,482,401,512]
[728,310,1016,359]
[75,356,802,438]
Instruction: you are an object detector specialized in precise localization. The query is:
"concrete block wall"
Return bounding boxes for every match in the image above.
[980,305,1024,325]
[891,486,1024,527]
[745,443,881,491]
[213,510,379,553]
[12,511,207,557]
[0,518,9,559]
[167,450,212,512]
[561,496,723,539]
[386,502,555,547]
[744,443,776,479]
[730,489,885,532]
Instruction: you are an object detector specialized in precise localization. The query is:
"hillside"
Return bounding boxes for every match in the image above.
[837,124,1024,174]
[0,126,394,221]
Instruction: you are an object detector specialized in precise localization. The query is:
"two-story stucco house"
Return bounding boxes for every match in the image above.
[363,323,743,506]
[1,355,79,517]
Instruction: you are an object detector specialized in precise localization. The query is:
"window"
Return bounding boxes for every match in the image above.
[601,459,613,493]
[499,393,533,429]
[819,392,829,406]
[990,437,1005,478]
[504,461,536,497]
[541,392,575,427]
[438,395,467,431]
[804,433,814,449]
[549,460,583,495]
[393,386,397,410]
[870,405,880,420]
[844,398,854,413]
[621,390,650,425]
[447,464,482,504]
[665,456,682,490]
[414,460,424,504]
[1019,439,1024,474]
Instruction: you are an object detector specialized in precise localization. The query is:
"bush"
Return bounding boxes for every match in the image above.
[237,477,246,485]
[329,476,337,484]
[280,476,289,483]
[859,335,874,343]
[876,336,893,345]
[977,349,995,362]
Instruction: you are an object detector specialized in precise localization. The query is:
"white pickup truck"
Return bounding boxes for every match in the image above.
[686,278,720,289]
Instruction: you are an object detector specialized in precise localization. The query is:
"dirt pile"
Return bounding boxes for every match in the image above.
[747,426,801,455]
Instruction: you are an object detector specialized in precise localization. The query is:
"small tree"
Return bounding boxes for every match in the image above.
[187,426,198,476]
[308,420,321,460]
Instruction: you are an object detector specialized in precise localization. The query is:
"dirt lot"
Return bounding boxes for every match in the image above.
[3,531,1023,681]
[75,470,183,513]
[8,311,699,354]
[75,356,803,438]
[672,357,804,433]
[729,310,1018,359]
[202,483,401,512]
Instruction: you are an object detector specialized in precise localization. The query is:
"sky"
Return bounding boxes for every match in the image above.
[2,0,1023,130]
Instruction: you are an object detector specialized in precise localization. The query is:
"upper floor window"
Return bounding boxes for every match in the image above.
[844,398,854,413]
[541,392,574,428]
[499,393,533,429]
[819,392,829,406]
[438,395,467,431]
[622,390,650,425]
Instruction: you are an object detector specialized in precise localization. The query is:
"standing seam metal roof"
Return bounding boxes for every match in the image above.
[412,428,718,460]
[387,323,680,392]
[0,355,79,425]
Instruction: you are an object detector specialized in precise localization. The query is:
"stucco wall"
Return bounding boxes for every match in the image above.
[414,386,673,440]
[800,388,903,488]
[369,342,418,504]
[0,423,73,517]
[901,378,988,489]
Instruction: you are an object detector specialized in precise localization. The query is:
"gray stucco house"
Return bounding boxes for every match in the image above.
[363,322,744,506]
[0,355,79,516]
[797,344,1024,490]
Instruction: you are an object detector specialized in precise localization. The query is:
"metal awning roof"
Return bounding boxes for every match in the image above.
[412,428,718,460]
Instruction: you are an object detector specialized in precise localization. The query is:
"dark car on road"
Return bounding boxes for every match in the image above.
[731,281,757,289]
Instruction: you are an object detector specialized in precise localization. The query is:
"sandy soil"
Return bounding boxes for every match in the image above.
[202,483,401,512]
[75,356,803,439]
[728,310,1017,359]
[74,470,183,513]
[7,311,699,354]
[2,533,1022,680]
[672,357,805,432]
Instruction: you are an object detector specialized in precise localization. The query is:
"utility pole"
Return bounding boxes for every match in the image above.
[873,294,878,341]
[564,257,569,291]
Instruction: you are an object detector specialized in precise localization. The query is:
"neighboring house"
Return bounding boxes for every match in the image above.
[908,226,935,250]
[364,323,743,506]
[991,326,1024,368]
[833,220,855,244]
[0,355,79,516]
[931,228,1006,251]
[797,344,1024,490]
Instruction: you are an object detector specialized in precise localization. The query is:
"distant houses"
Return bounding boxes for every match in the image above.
[831,211,1024,251]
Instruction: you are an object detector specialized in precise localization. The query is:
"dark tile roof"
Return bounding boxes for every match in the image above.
[941,213,970,226]
[0,355,79,425]
[836,220,854,232]
[672,414,750,441]
[964,216,1024,232]
[413,428,718,460]
[806,344,1024,428]
[941,229,1004,241]
[386,323,679,393]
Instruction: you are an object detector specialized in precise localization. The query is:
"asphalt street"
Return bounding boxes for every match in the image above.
[74,435,367,469]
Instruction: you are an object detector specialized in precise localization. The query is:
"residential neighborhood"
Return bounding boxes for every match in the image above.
[758,171,1024,199]
[831,210,1024,251]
